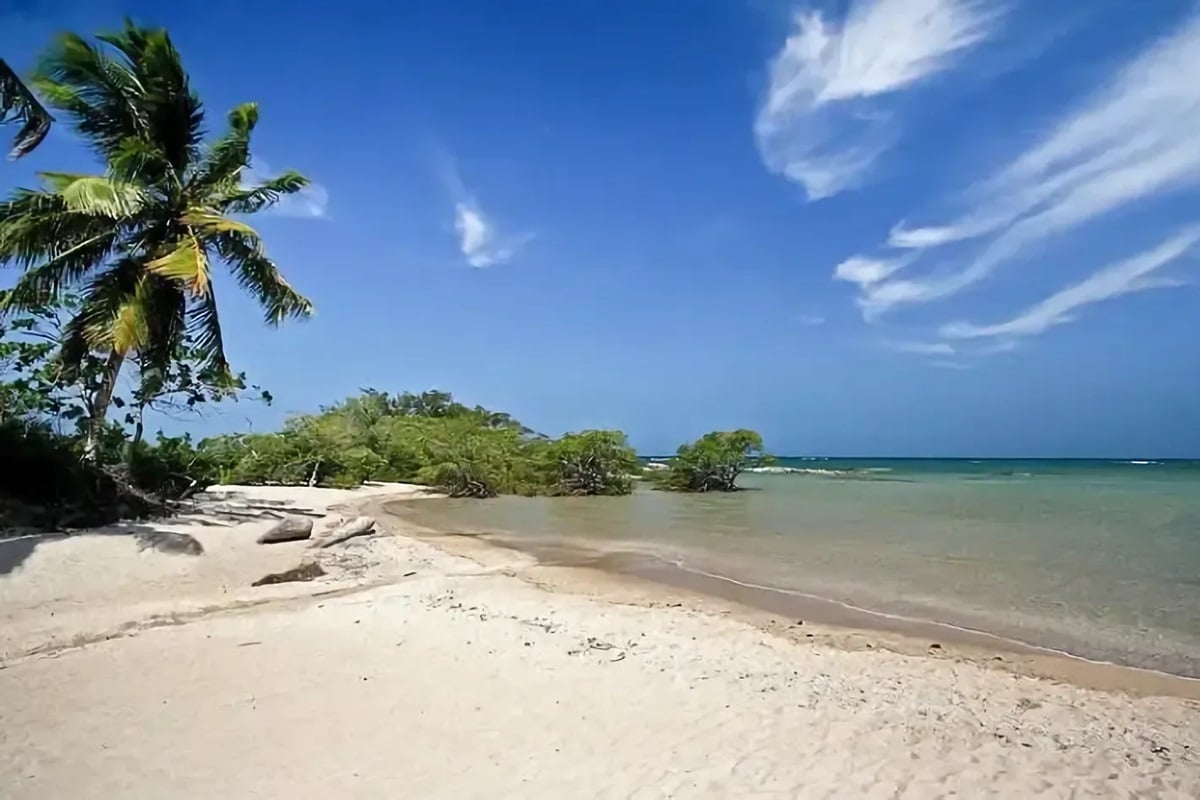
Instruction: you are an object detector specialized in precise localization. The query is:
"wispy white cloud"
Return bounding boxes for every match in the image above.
[941,227,1200,340]
[243,161,328,219]
[833,255,910,287]
[858,9,1200,315]
[755,0,1005,199]
[453,200,532,268]
[435,149,532,268]
[796,313,826,325]
[883,340,957,356]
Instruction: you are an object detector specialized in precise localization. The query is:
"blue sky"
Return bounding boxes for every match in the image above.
[3,0,1199,457]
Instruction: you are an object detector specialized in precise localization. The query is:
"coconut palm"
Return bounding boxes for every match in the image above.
[0,58,53,158]
[0,22,313,457]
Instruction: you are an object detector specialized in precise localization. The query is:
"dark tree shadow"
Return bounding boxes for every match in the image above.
[1,486,334,576]
[0,536,40,576]
[0,523,205,577]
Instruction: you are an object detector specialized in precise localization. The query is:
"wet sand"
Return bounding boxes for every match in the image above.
[383,499,1200,700]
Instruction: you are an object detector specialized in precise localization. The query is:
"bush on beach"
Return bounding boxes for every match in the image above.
[651,429,771,493]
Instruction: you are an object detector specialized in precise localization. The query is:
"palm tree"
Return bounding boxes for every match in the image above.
[0,22,313,457]
[0,58,53,158]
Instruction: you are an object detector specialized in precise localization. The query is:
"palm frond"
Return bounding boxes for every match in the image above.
[185,288,228,372]
[34,20,203,172]
[214,231,313,323]
[56,257,143,372]
[135,277,187,375]
[189,102,258,192]
[0,189,119,272]
[38,172,148,218]
[111,275,155,354]
[96,20,203,171]
[106,136,175,188]
[181,208,258,237]
[216,170,309,215]
[32,32,145,159]
[0,231,119,315]
[0,58,53,158]
[145,233,211,296]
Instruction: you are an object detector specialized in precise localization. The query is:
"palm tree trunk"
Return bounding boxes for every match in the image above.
[131,413,145,448]
[83,350,125,461]
[123,403,147,471]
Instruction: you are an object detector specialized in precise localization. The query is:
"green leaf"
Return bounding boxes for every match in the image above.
[180,209,258,237]
[214,231,313,323]
[145,235,211,296]
[217,170,309,214]
[189,102,258,192]
[39,172,147,217]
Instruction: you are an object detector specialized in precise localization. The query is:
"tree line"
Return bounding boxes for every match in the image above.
[192,389,770,498]
[1,22,770,531]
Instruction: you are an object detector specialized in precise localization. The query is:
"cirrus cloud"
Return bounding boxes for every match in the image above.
[755,0,1006,200]
[940,227,1200,340]
[851,8,1200,317]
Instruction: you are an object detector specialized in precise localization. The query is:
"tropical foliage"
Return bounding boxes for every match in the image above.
[0,21,311,457]
[0,290,62,422]
[535,430,641,496]
[1,294,271,528]
[0,58,52,158]
[653,429,771,492]
[194,390,637,499]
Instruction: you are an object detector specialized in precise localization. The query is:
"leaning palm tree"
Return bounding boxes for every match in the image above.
[0,22,312,457]
[0,57,53,158]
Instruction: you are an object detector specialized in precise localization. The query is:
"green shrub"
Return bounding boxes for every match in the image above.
[411,417,536,498]
[192,391,544,494]
[654,429,770,492]
[126,433,216,498]
[536,430,640,496]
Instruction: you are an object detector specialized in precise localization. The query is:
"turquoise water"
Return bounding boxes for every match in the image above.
[396,459,1200,676]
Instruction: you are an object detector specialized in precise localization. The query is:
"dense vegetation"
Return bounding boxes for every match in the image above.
[0,292,271,526]
[654,430,772,492]
[194,390,642,498]
[0,21,770,532]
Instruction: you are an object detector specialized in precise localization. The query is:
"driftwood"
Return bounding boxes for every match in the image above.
[315,515,376,548]
[257,516,314,544]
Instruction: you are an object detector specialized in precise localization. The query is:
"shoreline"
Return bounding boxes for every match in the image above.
[379,496,1200,700]
[3,485,1195,699]
[3,486,1199,797]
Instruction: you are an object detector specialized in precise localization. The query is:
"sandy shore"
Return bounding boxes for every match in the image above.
[1,486,1198,798]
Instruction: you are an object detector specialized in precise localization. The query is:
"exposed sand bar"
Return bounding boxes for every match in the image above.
[2,487,1198,798]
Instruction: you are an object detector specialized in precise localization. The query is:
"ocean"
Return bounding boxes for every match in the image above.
[390,458,1200,677]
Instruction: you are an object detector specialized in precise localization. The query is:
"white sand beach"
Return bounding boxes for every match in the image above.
[1,485,1198,799]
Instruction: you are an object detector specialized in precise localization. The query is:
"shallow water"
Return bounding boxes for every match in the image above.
[394,459,1200,677]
